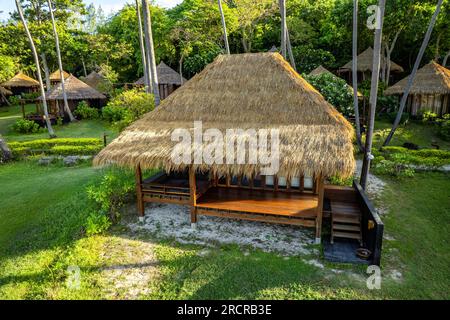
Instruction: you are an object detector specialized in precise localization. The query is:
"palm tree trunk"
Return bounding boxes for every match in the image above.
[81,57,87,77]
[443,50,450,67]
[352,0,363,152]
[135,0,150,89]
[385,29,401,84]
[41,52,51,92]
[218,0,230,55]
[179,55,184,85]
[383,0,443,147]
[16,0,56,138]
[142,0,160,106]
[279,0,287,59]
[48,0,75,122]
[0,134,12,161]
[360,0,386,190]
[141,0,153,94]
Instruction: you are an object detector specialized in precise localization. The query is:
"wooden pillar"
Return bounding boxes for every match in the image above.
[135,164,145,217]
[189,166,198,226]
[315,175,325,244]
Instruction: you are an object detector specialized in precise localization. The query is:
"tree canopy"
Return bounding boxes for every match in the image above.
[1,0,448,83]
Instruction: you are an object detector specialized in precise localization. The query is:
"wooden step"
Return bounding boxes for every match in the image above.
[333,231,361,240]
[333,213,360,224]
[333,224,361,232]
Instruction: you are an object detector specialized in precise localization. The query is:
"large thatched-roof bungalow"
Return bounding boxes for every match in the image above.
[385,61,450,116]
[42,75,106,117]
[94,53,383,257]
[339,47,404,83]
[49,70,70,85]
[1,72,39,95]
[134,61,186,99]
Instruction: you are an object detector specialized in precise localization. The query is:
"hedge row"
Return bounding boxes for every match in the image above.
[10,138,103,157]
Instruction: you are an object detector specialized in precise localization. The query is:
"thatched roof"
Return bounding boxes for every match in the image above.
[385,61,450,95]
[340,47,404,73]
[95,53,355,179]
[44,75,106,100]
[82,71,108,92]
[134,61,186,85]
[0,86,12,96]
[308,65,363,97]
[1,72,39,88]
[49,70,70,81]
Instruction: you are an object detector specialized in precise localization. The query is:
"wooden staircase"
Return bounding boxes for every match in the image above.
[330,201,362,244]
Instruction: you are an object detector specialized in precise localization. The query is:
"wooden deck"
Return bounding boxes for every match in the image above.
[197,187,318,218]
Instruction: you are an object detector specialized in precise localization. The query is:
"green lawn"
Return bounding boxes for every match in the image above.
[0,108,449,299]
[372,120,450,150]
[0,104,117,142]
[0,160,448,299]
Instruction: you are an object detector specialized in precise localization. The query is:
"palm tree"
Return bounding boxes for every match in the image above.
[141,0,160,106]
[218,0,230,55]
[47,0,75,122]
[15,0,56,138]
[0,134,12,162]
[135,0,150,90]
[360,0,386,189]
[383,0,443,147]
[352,0,363,151]
[279,0,287,59]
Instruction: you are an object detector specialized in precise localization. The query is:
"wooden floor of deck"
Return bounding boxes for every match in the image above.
[196,187,318,218]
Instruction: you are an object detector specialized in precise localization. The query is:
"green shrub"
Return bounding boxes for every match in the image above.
[8,95,20,105]
[102,88,154,129]
[73,101,99,119]
[49,145,102,155]
[436,114,450,141]
[86,168,135,224]
[21,92,40,100]
[102,104,127,122]
[419,110,438,123]
[12,119,41,133]
[85,212,112,236]
[8,138,103,158]
[372,159,415,178]
[303,73,354,117]
[328,175,353,186]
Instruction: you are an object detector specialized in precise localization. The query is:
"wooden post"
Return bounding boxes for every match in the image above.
[189,166,198,227]
[21,101,25,118]
[135,164,145,218]
[315,175,325,244]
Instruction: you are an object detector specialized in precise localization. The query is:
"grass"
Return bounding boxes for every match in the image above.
[372,119,450,150]
[0,161,448,299]
[0,104,117,142]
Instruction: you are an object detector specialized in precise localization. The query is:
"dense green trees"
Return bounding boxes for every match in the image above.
[1,0,448,84]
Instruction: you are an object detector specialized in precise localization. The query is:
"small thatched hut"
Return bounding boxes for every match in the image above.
[81,71,108,93]
[43,75,106,116]
[1,72,39,95]
[384,61,450,116]
[308,65,363,98]
[339,47,404,83]
[95,53,357,243]
[49,70,70,85]
[134,61,186,99]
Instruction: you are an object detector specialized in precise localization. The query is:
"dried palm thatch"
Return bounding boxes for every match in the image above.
[81,71,107,91]
[43,75,106,100]
[49,70,70,81]
[340,47,404,73]
[385,61,450,95]
[95,53,356,179]
[0,86,12,96]
[134,61,186,85]
[308,65,363,97]
[1,72,39,88]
